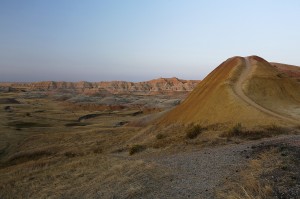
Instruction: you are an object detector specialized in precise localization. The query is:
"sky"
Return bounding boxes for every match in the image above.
[1,0,300,82]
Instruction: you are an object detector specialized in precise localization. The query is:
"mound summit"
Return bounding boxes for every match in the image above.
[160,56,300,126]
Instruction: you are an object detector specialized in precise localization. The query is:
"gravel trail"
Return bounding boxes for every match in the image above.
[139,134,300,199]
[234,57,298,124]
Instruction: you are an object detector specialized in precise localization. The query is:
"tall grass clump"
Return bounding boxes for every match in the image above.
[129,145,145,155]
[185,124,204,139]
[227,123,243,137]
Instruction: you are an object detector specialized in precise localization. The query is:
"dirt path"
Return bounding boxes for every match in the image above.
[233,57,298,124]
[139,135,300,199]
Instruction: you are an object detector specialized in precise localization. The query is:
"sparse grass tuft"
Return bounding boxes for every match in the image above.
[129,144,145,155]
[185,124,204,139]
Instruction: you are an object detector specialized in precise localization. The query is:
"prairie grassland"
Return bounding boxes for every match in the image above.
[0,91,299,198]
[0,91,171,198]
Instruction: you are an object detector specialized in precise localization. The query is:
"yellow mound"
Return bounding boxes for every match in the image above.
[160,56,300,127]
[244,56,300,120]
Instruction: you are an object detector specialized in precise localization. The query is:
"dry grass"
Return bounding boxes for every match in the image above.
[0,155,170,198]
[141,122,294,150]
[0,91,298,198]
[217,144,300,199]
[0,92,174,198]
[217,149,278,199]
[221,123,290,140]
[185,123,204,139]
[135,123,229,150]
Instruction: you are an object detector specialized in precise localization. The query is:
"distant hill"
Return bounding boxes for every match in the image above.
[0,77,200,95]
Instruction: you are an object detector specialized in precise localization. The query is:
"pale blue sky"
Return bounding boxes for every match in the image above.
[1,0,300,82]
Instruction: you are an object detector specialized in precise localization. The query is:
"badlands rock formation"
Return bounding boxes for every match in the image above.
[160,56,300,127]
[0,78,200,95]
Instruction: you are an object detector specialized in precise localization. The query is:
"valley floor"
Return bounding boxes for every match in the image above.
[0,90,299,199]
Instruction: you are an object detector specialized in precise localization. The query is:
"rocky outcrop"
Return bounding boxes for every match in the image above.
[0,78,200,95]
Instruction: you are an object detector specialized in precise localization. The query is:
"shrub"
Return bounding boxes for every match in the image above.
[185,124,203,139]
[93,147,103,154]
[156,133,165,139]
[277,73,284,78]
[265,124,287,134]
[7,121,51,128]
[64,152,77,158]
[129,145,145,155]
[222,123,288,140]
[64,122,89,127]
[223,123,243,137]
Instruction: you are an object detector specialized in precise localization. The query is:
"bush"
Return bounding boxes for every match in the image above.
[156,133,165,139]
[129,145,145,155]
[64,152,77,158]
[222,123,243,137]
[230,123,243,135]
[7,121,51,128]
[93,147,103,154]
[185,124,203,139]
[265,124,287,134]
[222,123,288,140]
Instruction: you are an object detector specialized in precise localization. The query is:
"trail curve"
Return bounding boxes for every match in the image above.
[234,57,298,124]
